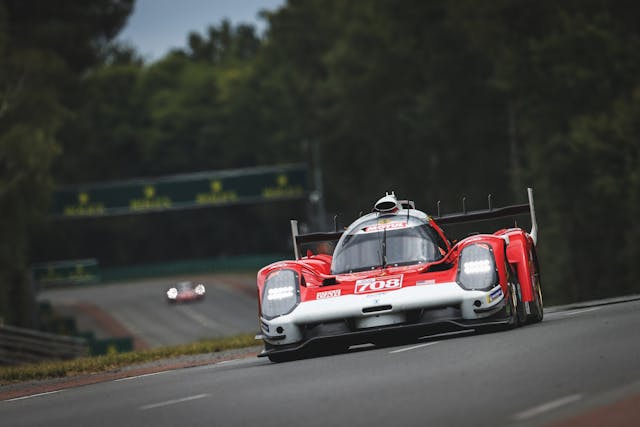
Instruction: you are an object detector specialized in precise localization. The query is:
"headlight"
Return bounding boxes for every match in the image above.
[167,288,178,299]
[457,244,498,290]
[261,269,299,319]
[195,284,206,295]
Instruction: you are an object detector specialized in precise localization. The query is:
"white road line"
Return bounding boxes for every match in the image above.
[139,393,209,410]
[5,390,63,402]
[513,394,583,420]
[214,359,251,366]
[549,307,602,318]
[389,341,439,354]
[114,371,173,382]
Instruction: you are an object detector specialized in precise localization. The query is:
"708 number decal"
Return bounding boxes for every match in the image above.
[355,275,403,294]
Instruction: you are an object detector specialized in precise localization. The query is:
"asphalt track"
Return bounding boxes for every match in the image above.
[3,299,640,427]
[37,274,258,348]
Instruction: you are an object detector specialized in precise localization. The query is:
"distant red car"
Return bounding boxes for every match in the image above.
[256,189,543,362]
[166,281,206,304]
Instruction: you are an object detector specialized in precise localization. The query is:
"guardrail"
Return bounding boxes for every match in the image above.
[0,325,89,365]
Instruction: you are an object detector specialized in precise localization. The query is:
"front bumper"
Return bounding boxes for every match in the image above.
[257,282,507,353]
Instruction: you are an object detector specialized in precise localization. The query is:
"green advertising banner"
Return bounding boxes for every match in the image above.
[52,164,308,218]
[32,259,100,287]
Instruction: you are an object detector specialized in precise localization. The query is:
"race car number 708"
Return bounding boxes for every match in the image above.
[355,275,403,294]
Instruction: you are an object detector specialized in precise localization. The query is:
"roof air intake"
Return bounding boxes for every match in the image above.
[374,192,400,212]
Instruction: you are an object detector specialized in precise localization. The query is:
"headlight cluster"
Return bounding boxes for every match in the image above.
[194,284,206,295]
[167,288,178,299]
[261,269,299,319]
[457,243,498,291]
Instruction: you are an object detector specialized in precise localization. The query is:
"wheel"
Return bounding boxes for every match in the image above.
[478,283,520,334]
[507,282,523,329]
[527,249,544,323]
[514,281,528,326]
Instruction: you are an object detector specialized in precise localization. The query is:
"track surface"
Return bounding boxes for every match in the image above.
[4,299,640,427]
[37,274,258,348]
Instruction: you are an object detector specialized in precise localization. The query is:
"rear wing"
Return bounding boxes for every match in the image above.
[434,188,538,245]
[290,188,538,260]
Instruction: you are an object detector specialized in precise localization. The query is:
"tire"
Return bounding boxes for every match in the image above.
[481,284,520,333]
[514,282,528,326]
[507,283,523,329]
[527,250,544,323]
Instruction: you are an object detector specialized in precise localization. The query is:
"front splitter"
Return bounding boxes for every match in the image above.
[257,316,510,357]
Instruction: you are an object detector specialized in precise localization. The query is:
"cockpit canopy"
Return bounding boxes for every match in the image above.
[330,212,444,274]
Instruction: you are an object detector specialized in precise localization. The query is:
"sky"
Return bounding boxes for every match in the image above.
[118,0,285,62]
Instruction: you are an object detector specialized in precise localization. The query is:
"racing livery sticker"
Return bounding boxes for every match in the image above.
[355,275,404,294]
[316,289,341,299]
[487,286,503,303]
[363,221,408,233]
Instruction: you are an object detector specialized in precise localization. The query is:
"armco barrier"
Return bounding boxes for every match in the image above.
[0,325,89,365]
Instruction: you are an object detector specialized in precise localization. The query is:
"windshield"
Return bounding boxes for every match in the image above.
[331,216,442,274]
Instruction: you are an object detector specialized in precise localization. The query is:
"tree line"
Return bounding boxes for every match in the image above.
[2,0,639,325]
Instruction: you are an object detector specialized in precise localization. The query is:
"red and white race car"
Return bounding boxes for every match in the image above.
[256,189,543,362]
[166,281,206,304]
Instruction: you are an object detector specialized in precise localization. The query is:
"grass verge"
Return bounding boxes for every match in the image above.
[0,333,257,385]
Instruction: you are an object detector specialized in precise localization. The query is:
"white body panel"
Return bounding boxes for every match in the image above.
[261,283,504,345]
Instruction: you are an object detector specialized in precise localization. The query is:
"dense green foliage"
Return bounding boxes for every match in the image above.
[0,0,133,325]
[2,0,640,325]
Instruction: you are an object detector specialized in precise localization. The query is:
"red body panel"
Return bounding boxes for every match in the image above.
[175,290,201,302]
[257,223,536,312]
[497,228,537,303]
